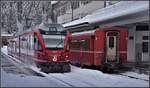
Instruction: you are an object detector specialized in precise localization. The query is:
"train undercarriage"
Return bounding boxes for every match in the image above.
[38,62,71,73]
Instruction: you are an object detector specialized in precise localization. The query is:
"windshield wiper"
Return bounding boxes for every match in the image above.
[55,35,63,49]
[55,40,63,49]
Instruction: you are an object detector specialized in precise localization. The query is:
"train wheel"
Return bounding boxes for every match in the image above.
[62,64,71,72]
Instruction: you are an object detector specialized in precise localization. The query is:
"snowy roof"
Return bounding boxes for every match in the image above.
[63,1,149,29]
[62,18,88,28]
[71,30,95,36]
[87,1,149,24]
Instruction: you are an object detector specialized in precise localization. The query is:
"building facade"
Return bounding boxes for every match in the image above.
[1,1,52,34]
[52,1,119,24]
[127,24,149,63]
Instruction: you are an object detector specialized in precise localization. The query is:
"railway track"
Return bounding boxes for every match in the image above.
[118,73,149,82]
[49,73,94,87]
[113,69,149,82]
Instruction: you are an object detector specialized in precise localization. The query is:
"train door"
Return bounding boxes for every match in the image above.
[106,32,119,63]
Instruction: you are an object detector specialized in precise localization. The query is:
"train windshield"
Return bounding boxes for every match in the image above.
[42,34,65,49]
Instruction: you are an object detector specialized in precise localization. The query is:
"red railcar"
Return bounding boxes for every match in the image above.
[8,24,70,73]
[68,26,128,70]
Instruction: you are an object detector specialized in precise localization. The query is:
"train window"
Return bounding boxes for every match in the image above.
[71,40,80,50]
[38,41,41,50]
[109,37,114,48]
[74,41,79,50]
[142,42,148,53]
[81,40,89,50]
[49,27,57,31]
[68,39,71,49]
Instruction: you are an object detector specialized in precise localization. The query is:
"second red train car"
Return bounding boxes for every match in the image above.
[68,26,128,71]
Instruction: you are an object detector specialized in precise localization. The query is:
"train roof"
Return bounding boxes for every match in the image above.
[71,30,95,36]
[14,23,65,37]
[63,1,148,31]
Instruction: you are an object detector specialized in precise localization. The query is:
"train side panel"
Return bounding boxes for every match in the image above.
[94,29,105,66]
[80,35,94,65]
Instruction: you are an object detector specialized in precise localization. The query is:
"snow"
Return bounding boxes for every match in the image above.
[48,66,149,87]
[120,72,149,81]
[1,46,8,55]
[1,46,149,87]
[63,1,148,28]
[1,69,68,87]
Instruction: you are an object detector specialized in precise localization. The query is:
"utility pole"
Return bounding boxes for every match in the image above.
[70,1,74,21]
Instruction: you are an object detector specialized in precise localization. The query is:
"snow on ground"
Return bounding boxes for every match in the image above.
[1,69,68,87]
[49,66,149,87]
[1,46,149,87]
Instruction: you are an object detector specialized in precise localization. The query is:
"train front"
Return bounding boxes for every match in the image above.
[37,24,70,73]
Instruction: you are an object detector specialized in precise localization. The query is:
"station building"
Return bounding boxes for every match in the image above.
[53,1,149,64]
[52,1,119,24]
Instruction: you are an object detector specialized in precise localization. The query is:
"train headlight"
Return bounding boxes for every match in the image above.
[52,56,57,61]
[66,55,68,58]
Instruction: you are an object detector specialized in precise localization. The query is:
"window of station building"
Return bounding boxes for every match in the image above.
[143,36,149,40]
[71,1,80,10]
[28,35,31,50]
[60,6,66,15]
[21,36,27,49]
[136,25,149,31]
[57,10,61,16]
[66,3,70,11]
[142,42,148,53]
[129,36,134,40]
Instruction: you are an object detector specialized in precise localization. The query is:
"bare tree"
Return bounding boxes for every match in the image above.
[1,1,52,34]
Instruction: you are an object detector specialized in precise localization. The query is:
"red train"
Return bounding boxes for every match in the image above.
[67,26,128,71]
[8,24,71,73]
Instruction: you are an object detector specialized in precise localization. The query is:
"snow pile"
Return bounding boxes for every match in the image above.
[1,46,8,55]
